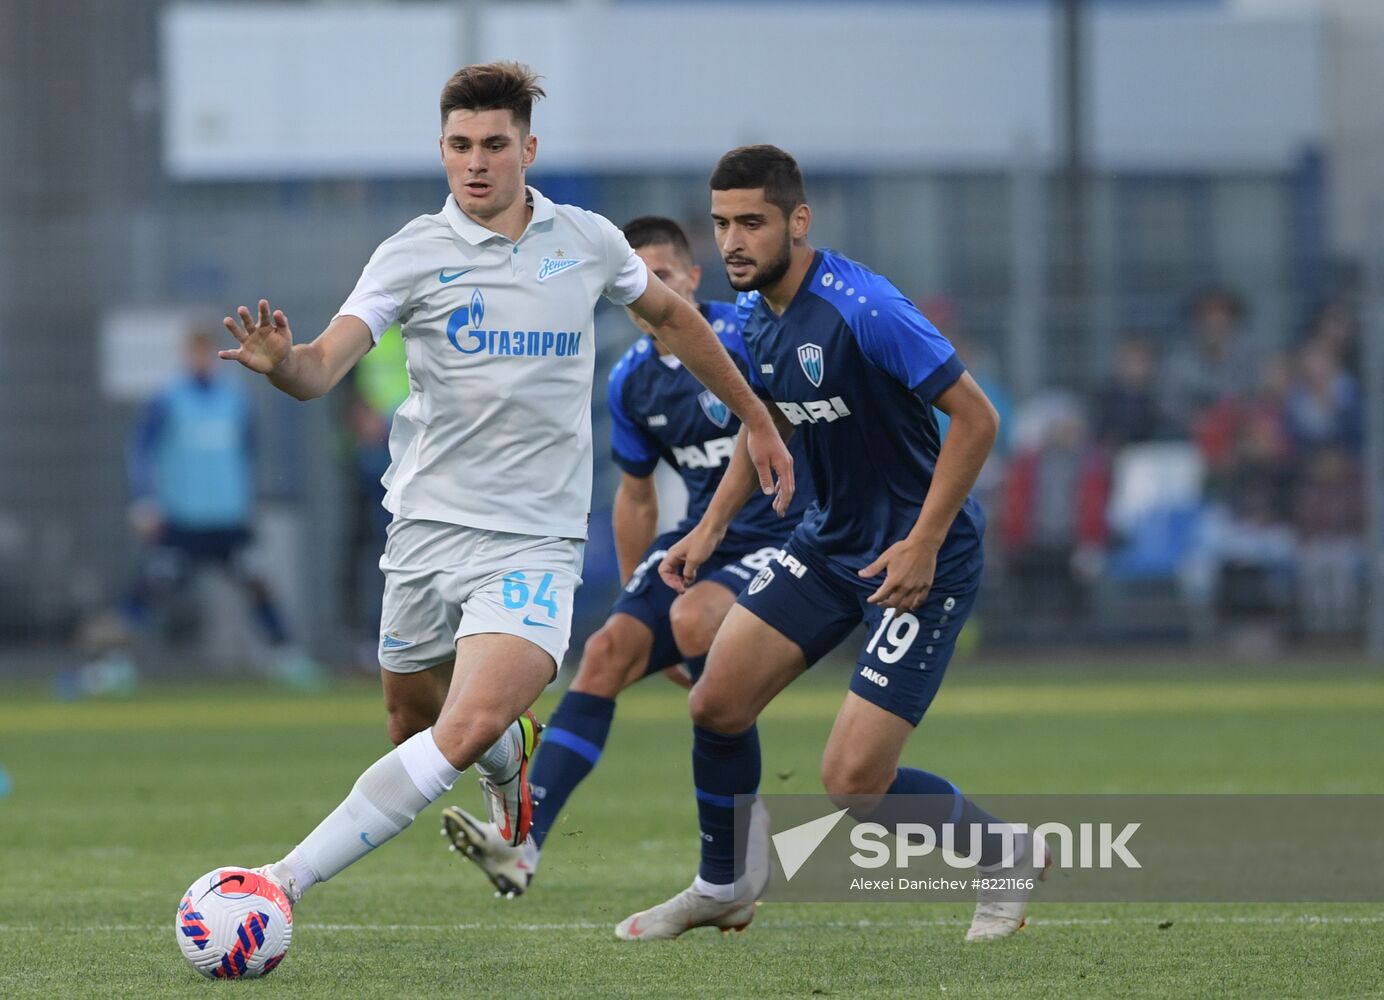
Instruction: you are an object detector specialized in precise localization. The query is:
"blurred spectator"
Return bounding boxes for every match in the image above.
[999,393,1109,622]
[1096,333,1167,448]
[1302,299,1360,377]
[1283,337,1363,457]
[1161,286,1260,432]
[1194,353,1294,515]
[342,323,408,666]
[79,328,321,689]
[1292,446,1366,636]
[1182,356,1298,640]
[921,297,1014,482]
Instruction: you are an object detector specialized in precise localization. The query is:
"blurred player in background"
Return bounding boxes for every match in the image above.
[619,146,1044,943]
[211,63,792,912]
[441,217,813,896]
[66,328,317,695]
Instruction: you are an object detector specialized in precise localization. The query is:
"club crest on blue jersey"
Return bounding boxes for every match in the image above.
[698,390,731,429]
[798,343,825,387]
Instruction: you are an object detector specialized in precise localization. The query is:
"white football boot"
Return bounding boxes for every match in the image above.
[965,831,1051,942]
[250,863,304,908]
[441,805,539,898]
[476,711,543,847]
[615,798,770,941]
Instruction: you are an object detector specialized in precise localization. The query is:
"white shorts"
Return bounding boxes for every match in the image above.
[377,518,585,674]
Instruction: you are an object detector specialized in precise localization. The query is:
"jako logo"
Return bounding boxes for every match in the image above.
[536,256,584,281]
[860,665,889,688]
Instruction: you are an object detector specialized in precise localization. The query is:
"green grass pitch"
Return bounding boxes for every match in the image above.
[2,660,1382,998]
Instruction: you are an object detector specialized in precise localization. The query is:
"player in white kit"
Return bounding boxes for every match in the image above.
[212,62,793,910]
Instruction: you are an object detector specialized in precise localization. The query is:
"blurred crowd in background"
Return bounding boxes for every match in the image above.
[1,0,1380,683]
[952,285,1368,650]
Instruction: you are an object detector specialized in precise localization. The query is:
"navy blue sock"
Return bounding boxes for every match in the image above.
[867,767,1006,867]
[693,724,760,885]
[250,595,290,646]
[528,691,615,849]
[685,654,708,683]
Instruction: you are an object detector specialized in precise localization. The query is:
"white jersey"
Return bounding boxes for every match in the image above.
[337,187,648,539]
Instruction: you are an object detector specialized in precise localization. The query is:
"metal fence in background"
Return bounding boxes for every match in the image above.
[0,0,1377,674]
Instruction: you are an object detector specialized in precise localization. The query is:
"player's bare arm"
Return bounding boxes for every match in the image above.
[612,472,659,584]
[221,299,374,401]
[629,276,794,512]
[859,372,999,610]
[660,406,794,592]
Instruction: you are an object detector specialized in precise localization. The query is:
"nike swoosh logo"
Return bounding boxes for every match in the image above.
[360,832,381,849]
[439,267,477,283]
[522,615,557,629]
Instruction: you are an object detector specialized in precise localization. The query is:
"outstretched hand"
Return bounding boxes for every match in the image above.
[221,299,292,374]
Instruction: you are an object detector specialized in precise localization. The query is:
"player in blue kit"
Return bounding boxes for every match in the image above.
[441,217,811,896]
[617,147,1046,943]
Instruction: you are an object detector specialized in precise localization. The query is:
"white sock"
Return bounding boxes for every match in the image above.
[692,875,736,902]
[289,729,462,891]
[474,720,519,780]
[280,850,318,895]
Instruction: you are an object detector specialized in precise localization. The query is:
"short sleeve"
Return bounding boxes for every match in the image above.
[607,355,660,477]
[594,214,649,306]
[851,291,965,403]
[335,231,415,342]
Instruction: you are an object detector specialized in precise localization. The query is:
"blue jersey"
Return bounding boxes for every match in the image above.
[127,375,255,530]
[607,300,812,551]
[738,250,984,587]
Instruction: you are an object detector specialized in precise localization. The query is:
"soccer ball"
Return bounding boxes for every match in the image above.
[175,867,293,979]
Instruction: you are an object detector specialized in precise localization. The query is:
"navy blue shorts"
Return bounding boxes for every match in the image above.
[736,533,981,726]
[610,531,786,679]
[160,525,253,565]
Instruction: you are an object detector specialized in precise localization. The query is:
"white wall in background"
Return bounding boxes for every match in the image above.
[161,1,1323,179]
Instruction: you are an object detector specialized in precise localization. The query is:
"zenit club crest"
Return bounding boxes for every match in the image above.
[797,343,824,387]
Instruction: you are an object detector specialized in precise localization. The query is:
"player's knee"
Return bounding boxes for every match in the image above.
[431,708,513,768]
[385,706,432,747]
[821,753,893,805]
[570,627,635,698]
[669,592,722,657]
[688,682,752,734]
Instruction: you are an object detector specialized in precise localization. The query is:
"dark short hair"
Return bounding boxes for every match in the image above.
[440,61,545,130]
[709,145,807,218]
[622,216,694,264]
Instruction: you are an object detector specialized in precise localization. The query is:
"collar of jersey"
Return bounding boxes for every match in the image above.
[442,185,557,246]
[756,248,825,323]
